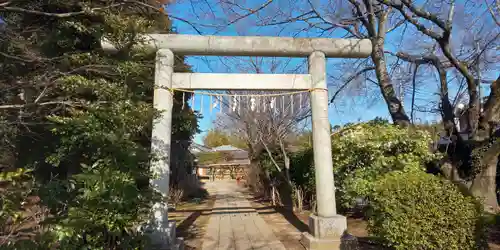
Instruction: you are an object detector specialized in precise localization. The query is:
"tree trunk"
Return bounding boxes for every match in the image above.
[271,185,276,206]
[435,63,456,136]
[480,75,500,133]
[371,37,411,126]
[438,41,481,138]
[470,146,499,212]
[440,138,499,212]
[284,155,291,185]
[470,159,499,211]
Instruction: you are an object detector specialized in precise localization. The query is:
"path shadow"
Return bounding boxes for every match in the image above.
[175,204,262,243]
[175,206,255,213]
[247,192,391,249]
[246,191,310,232]
[175,210,205,246]
[176,210,203,234]
[255,205,309,232]
[174,197,215,247]
[275,206,309,232]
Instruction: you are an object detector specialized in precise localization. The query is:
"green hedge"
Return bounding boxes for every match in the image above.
[369,170,487,250]
[331,122,440,209]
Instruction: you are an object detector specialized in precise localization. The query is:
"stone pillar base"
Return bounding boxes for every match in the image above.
[301,214,348,250]
[309,214,347,239]
[149,220,185,250]
[301,232,341,250]
[166,220,185,250]
[301,232,360,250]
[171,237,185,250]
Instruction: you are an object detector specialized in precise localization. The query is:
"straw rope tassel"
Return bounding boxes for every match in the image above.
[182,92,185,110]
[291,94,294,115]
[191,92,195,111]
[209,95,213,114]
[232,95,237,112]
[265,97,269,112]
[248,96,251,111]
[271,97,276,113]
[282,95,285,115]
[200,94,204,114]
[236,95,239,113]
[299,93,302,110]
[274,97,277,112]
[250,96,255,112]
[263,97,266,112]
[256,96,260,113]
[238,96,241,114]
[219,96,224,113]
[216,96,220,113]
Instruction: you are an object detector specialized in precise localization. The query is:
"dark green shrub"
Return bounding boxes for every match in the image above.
[331,122,440,209]
[369,170,487,250]
[289,148,315,193]
[1,1,199,249]
[278,122,440,211]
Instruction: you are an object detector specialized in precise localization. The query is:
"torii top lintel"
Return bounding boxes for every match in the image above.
[101,34,372,58]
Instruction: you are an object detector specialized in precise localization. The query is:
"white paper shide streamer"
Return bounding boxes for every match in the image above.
[171,89,311,117]
[232,95,238,112]
[250,96,256,112]
[270,97,276,113]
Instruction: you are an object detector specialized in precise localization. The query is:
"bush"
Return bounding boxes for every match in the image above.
[369,170,487,250]
[277,121,440,211]
[289,148,315,194]
[0,169,47,249]
[331,122,440,209]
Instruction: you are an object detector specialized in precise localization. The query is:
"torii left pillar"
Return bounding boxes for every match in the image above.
[149,49,182,249]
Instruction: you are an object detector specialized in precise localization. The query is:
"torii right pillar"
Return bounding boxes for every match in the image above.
[302,51,347,250]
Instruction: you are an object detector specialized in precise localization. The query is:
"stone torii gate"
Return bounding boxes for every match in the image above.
[103,34,371,249]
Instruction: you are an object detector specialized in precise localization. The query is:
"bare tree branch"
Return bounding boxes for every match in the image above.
[329,66,375,104]
[380,0,442,40]
[0,2,125,17]
[485,0,500,26]
[379,0,484,136]
[218,0,274,31]
[0,101,109,109]
[354,0,375,36]
[399,0,448,31]
[410,64,419,123]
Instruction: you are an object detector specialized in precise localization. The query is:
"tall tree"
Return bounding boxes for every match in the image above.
[202,129,247,148]
[0,0,198,247]
[378,0,500,210]
[344,0,411,125]
[173,0,499,209]
[203,129,231,147]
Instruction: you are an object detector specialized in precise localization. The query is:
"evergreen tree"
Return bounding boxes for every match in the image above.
[0,1,198,248]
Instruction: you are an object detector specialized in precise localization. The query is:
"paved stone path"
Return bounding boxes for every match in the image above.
[202,181,287,250]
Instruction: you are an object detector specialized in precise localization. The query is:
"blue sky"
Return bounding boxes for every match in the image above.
[164,0,495,144]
